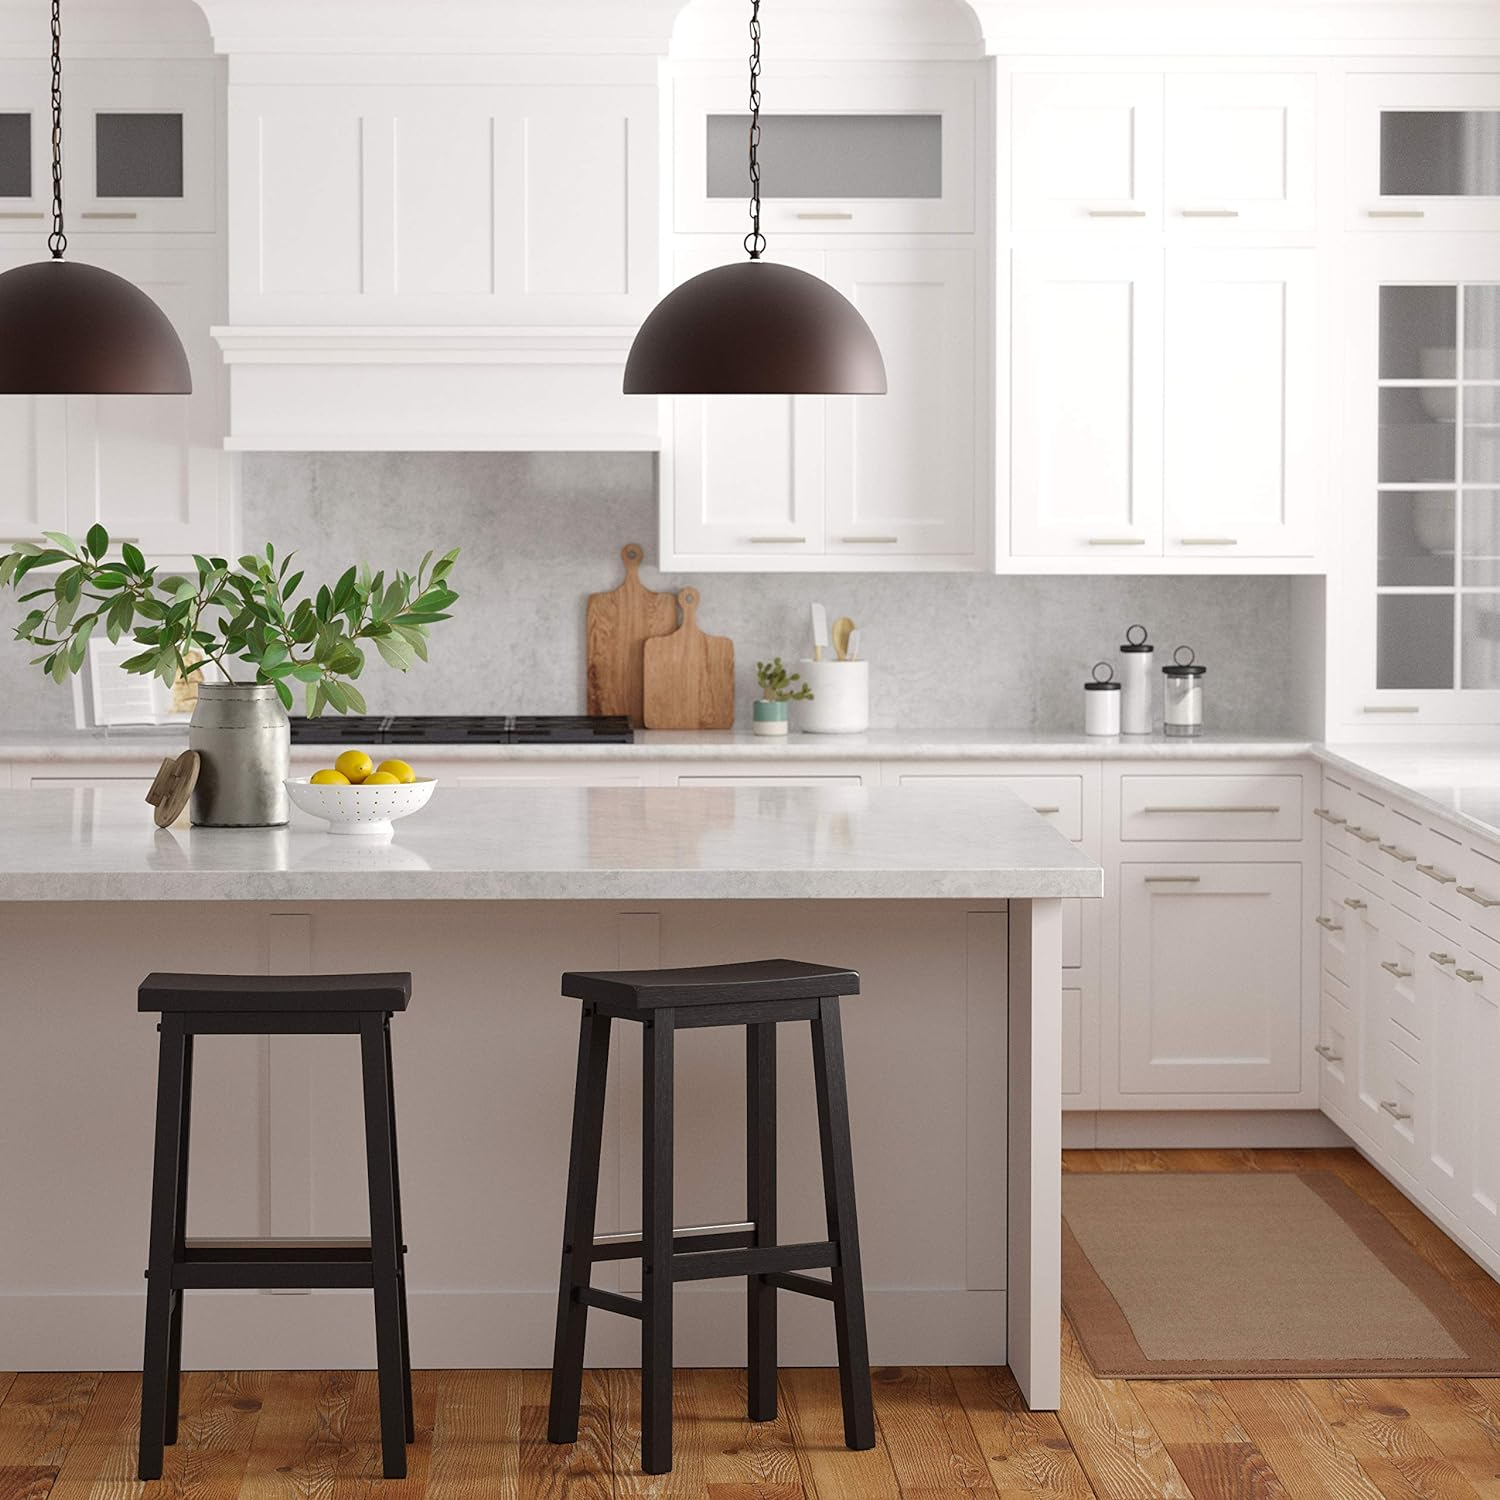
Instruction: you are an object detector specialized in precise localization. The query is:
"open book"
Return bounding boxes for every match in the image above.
[83,640,203,728]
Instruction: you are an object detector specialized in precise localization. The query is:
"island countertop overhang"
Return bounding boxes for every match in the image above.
[0,783,1102,903]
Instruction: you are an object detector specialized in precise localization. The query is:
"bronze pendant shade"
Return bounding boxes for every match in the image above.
[623,0,885,397]
[623,260,886,396]
[0,0,191,397]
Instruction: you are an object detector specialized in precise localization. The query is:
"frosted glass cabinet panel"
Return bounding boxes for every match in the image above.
[705,114,942,200]
[0,61,53,221]
[1351,76,1500,230]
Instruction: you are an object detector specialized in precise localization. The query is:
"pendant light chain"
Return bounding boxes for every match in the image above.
[743,0,765,260]
[48,0,65,259]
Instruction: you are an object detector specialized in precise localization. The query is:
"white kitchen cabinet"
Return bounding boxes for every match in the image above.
[674,66,977,237]
[1420,942,1467,1218]
[663,247,983,570]
[1010,244,1162,558]
[227,80,656,326]
[1163,248,1320,558]
[0,60,53,224]
[1316,979,1357,1120]
[1164,73,1316,235]
[1348,74,1500,232]
[1011,73,1163,232]
[1462,948,1500,1256]
[1114,861,1305,1103]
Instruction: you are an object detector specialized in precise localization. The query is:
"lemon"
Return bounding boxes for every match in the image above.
[334,749,374,784]
[376,759,417,784]
[310,769,350,786]
[363,771,401,786]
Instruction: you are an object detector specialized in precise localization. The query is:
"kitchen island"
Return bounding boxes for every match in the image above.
[0,781,1098,1408]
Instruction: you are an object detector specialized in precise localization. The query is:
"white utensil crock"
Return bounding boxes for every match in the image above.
[796,658,870,734]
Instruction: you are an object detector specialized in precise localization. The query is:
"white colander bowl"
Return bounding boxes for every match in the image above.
[285,776,437,837]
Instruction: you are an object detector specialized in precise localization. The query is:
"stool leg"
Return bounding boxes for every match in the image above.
[641,1011,675,1475]
[547,1003,613,1445]
[139,1016,192,1482]
[163,1029,194,1447]
[360,1014,408,1481]
[746,1021,778,1423]
[811,997,875,1452]
[382,1018,415,1443]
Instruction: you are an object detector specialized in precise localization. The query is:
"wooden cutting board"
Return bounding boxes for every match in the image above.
[586,543,678,728]
[643,587,735,730]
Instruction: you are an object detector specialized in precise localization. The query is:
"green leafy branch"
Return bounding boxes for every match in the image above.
[0,526,460,716]
[755,656,813,703]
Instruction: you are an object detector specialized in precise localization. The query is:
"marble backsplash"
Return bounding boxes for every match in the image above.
[0,451,1302,734]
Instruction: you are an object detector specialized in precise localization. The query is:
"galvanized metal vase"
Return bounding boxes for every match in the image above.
[188,681,290,828]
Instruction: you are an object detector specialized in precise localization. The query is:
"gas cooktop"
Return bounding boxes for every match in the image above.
[288,715,634,745]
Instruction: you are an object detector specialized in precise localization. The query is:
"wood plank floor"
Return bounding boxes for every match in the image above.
[6,1149,1500,1500]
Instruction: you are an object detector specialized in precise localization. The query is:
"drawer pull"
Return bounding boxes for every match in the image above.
[1178,537,1239,546]
[1457,884,1500,909]
[1380,1100,1413,1121]
[840,536,900,544]
[1430,951,1457,966]
[1087,536,1147,546]
[1314,1043,1344,1062]
[1417,863,1457,884]
[1379,844,1417,862]
[1367,209,1426,219]
[1145,875,1202,884]
[1362,704,1420,714]
[1314,808,1348,825]
[1347,827,1381,843]
[747,536,807,545]
[1381,960,1414,979]
[1457,968,1486,984]
[1087,207,1148,218]
[0,210,43,219]
[794,211,855,220]
[81,210,138,219]
[1140,804,1281,815]
[1180,208,1241,218]
[1030,805,1062,815]
[1342,897,1368,910]
[1315,915,1343,932]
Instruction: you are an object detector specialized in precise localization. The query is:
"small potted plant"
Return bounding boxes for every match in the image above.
[0,528,459,827]
[753,657,812,737]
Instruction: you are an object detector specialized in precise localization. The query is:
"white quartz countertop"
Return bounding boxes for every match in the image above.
[1322,743,1500,844]
[0,726,1316,763]
[0,782,1102,903]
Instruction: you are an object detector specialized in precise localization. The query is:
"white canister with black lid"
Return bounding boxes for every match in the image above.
[1162,645,1206,736]
[1084,662,1122,736]
[1119,623,1154,735]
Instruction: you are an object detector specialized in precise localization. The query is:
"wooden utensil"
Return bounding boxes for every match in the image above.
[832,615,856,661]
[144,750,200,828]
[586,543,678,728]
[643,587,735,730]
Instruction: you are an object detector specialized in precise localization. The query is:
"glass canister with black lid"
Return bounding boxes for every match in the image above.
[1162,645,1206,736]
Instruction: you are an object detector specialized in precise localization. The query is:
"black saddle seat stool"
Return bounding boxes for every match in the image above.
[547,957,875,1475]
[136,972,415,1481]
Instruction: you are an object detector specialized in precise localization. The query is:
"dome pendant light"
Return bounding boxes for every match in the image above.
[0,0,191,395]
[623,0,886,396]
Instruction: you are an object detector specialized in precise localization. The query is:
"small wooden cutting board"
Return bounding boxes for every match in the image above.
[586,543,678,728]
[643,587,735,730]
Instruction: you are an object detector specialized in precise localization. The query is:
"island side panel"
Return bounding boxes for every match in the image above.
[1007,896,1063,1410]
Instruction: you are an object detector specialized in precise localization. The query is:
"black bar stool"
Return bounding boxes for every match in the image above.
[136,972,414,1482]
[547,957,875,1475]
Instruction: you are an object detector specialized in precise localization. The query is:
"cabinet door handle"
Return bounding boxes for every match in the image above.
[80,210,138,220]
[1457,968,1486,984]
[747,537,807,545]
[1178,537,1239,546]
[1145,874,1202,884]
[1314,1043,1343,1062]
[1087,536,1146,546]
[1380,1100,1413,1121]
[1087,207,1148,218]
[1140,804,1281,815]
[839,536,900,544]
[1030,805,1062,815]
[1430,951,1456,966]
[1343,897,1368,910]
[1314,808,1348,825]
[1362,704,1420,714]
[1457,884,1500,909]
[794,211,855,220]
[1315,915,1343,932]
[0,210,43,219]
[1347,826,1381,843]
[1417,863,1457,884]
[1379,843,1417,862]
[1180,207,1241,218]
[1381,960,1414,979]
[1367,208,1426,219]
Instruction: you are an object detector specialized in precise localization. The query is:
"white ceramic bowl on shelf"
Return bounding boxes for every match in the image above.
[284,776,437,838]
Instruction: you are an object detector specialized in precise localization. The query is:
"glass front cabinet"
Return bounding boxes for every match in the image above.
[1344,239,1500,726]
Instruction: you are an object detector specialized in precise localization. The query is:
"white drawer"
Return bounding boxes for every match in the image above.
[1380,1039,1421,1176]
[1454,843,1500,949]
[892,772,1084,840]
[677,775,865,787]
[1316,774,1357,859]
[1119,774,1302,842]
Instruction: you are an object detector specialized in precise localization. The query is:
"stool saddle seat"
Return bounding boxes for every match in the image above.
[561,957,858,1010]
[139,971,412,1013]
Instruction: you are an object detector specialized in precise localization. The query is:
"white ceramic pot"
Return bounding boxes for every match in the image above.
[796,659,870,734]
